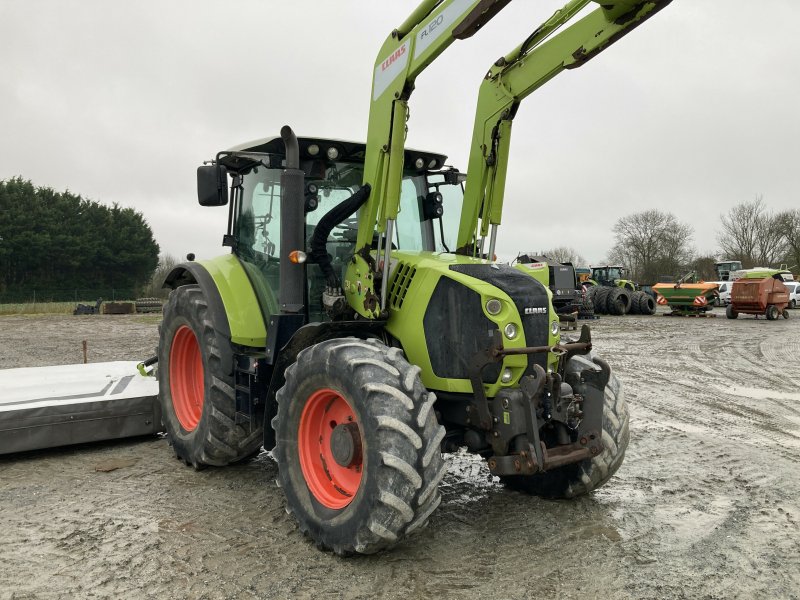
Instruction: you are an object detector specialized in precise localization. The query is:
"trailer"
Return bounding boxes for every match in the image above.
[727,275,790,320]
[0,361,161,455]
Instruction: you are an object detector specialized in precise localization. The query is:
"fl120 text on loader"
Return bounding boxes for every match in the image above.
[157,0,671,555]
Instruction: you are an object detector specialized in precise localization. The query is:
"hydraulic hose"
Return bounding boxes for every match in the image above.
[308,184,371,288]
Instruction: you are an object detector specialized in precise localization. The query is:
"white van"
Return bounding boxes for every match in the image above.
[715,281,733,306]
[784,281,799,308]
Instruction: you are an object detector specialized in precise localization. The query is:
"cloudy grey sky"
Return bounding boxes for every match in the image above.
[1,0,797,265]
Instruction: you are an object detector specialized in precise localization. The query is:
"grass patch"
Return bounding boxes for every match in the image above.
[0,301,81,316]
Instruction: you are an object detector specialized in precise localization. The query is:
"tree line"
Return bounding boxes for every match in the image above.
[541,196,800,284]
[0,177,159,300]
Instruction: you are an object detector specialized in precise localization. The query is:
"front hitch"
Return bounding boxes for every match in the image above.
[468,326,604,477]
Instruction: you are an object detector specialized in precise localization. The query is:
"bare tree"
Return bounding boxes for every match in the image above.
[543,246,586,266]
[718,196,786,267]
[140,253,179,298]
[778,208,800,271]
[608,209,694,283]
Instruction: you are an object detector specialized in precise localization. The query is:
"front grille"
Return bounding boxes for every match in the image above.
[449,263,550,373]
[423,276,501,383]
[388,262,417,310]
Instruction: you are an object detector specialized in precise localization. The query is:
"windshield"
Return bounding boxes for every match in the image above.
[233,160,464,318]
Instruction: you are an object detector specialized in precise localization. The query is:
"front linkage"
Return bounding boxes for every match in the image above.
[469,325,605,477]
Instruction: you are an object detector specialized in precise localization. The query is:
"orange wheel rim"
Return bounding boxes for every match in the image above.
[298,389,363,509]
[169,325,204,431]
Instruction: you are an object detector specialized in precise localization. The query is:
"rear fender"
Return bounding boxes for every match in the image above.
[163,255,268,373]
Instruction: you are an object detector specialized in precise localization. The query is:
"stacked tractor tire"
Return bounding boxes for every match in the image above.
[586,286,656,316]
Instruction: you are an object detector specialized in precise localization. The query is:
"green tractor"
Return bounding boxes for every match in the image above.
[157,0,670,554]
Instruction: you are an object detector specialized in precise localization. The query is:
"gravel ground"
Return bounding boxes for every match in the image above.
[1,309,799,599]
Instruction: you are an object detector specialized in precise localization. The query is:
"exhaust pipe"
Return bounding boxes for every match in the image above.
[278,125,305,314]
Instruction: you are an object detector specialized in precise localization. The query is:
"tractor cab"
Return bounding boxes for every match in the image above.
[199,136,465,323]
[591,265,628,286]
[714,260,743,281]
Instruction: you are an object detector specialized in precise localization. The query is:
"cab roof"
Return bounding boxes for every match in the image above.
[226,136,447,171]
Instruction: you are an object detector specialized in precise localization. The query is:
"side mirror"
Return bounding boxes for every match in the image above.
[197,165,229,206]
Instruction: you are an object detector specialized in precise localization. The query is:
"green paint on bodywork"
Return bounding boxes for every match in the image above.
[514,262,549,288]
[385,251,559,398]
[197,255,267,347]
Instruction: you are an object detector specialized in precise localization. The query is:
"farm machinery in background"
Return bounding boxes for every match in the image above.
[583,265,656,316]
[727,267,793,320]
[714,260,743,282]
[514,254,593,321]
[652,271,718,316]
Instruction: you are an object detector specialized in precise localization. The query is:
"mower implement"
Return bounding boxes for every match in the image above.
[157,0,672,554]
[0,362,161,455]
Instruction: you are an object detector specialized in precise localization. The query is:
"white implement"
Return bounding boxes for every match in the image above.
[0,361,162,455]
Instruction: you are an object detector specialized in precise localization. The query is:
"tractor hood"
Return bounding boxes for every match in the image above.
[383,251,559,397]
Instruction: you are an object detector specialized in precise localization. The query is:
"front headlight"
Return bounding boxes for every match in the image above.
[503,323,518,340]
[486,298,502,315]
[550,320,560,336]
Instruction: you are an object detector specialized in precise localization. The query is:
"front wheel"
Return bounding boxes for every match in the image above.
[273,338,446,555]
[501,355,629,498]
[158,285,263,467]
[766,305,779,320]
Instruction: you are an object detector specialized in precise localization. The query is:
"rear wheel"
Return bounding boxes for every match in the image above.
[766,305,778,320]
[783,309,790,319]
[502,355,628,498]
[627,291,641,315]
[638,293,657,315]
[726,304,738,319]
[593,287,611,315]
[158,285,263,467]
[273,337,446,555]
[578,295,595,318]
[606,287,629,315]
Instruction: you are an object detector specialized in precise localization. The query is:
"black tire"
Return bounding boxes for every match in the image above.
[577,295,595,318]
[726,304,738,319]
[638,293,657,315]
[273,337,446,555]
[783,309,790,319]
[158,285,263,468]
[606,287,628,315]
[766,305,778,320]
[627,291,642,315]
[502,354,628,498]
[593,287,611,315]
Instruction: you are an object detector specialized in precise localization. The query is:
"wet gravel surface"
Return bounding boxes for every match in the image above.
[1,310,799,599]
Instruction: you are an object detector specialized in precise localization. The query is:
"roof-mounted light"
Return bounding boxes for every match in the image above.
[307,144,320,156]
[326,147,339,160]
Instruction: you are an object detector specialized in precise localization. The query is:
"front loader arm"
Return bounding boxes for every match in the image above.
[455,0,672,256]
[358,0,515,251]
[347,0,513,317]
